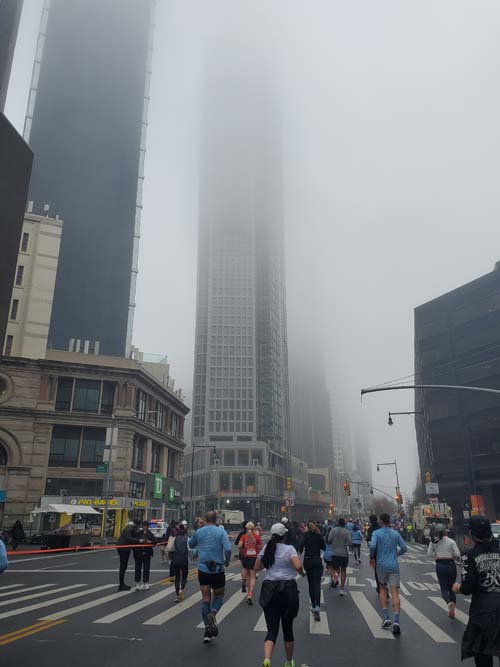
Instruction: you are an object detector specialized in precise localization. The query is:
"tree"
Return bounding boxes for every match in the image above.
[372,495,397,516]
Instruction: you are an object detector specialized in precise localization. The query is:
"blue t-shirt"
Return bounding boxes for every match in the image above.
[188,524,231,574]
[0,540,8,574]
[351,529,363,544]
[346,522,354,532]
[370,527,407,573]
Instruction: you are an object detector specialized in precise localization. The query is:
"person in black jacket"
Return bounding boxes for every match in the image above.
[116,519,143,591]
[172,524,189,602]
[453,516,500,667]
[301,521,326,621]
[133,521,156,591]
[10,521,25,551]
[234,520,248,593]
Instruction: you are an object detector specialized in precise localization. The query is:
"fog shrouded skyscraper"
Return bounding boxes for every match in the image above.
[0,0,23,112]
[24,0,154,356]
[191,40,290,506]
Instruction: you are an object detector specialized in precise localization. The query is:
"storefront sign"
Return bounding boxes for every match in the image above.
[153,474,163,499]
[131,499,148,508]
[70,498,119,507]
[168,486,175,502]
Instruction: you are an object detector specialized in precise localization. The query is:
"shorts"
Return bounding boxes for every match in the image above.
[241,557,257,570]
[376,570,400,588]
[198,571,226,589]
[331,556,349,569]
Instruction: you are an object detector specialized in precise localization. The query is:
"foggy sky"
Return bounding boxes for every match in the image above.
[7,1,500,499]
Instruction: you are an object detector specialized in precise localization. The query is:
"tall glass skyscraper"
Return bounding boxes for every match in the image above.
[24,0,154,356]
[189,48,290,518]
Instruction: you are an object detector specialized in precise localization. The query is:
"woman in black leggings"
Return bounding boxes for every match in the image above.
[301,521,326,621]
[255,523,306,667]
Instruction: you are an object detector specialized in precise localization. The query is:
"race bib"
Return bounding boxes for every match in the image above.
[246,548,257,556]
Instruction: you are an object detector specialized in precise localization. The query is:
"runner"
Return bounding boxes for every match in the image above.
[256,522,306,667]
[302,520,326,621]
[172,523,190,602]
[351,523,363,564]
[453,516,500,667]
[234,520,248,592]
[369,512,407,635]
[188,510,232,643]
[238,521,263,605]
[326,517,352,596]
[427,522,460,618]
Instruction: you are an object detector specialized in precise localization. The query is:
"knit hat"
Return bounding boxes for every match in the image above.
[470,516,492,541]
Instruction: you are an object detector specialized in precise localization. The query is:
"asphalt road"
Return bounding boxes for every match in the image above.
[0,541,469,666]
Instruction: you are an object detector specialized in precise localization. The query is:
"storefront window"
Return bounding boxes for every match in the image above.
[80,428,106,467]
[129,480,145,498]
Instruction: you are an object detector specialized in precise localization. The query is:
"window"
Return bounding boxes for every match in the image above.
[10,300,19,320]
[167,449,176,478]
[224,449,235,465]
[100,381,115,415]
[232,472,243,491]
[0,443,7,465]
[49,425,81,466]
[72,379,100,412]
[237,449,249,466]
[4,336,13,356]
[251,449,263,466]
[132,437,144,470]
[136,389,147,420]
[21,233,29,252]
[129,480,145,498]
[156,403,165,430]
[80,428,106,467]
[151,443,161,473]
[245,472,256,492]
[55,378,73,411]
[15,265,24,286]
[220,472,230,491]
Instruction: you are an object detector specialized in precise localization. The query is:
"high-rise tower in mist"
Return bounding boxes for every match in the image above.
[24,0,154,356]
[0,0,23,112]
[190,48,290,514]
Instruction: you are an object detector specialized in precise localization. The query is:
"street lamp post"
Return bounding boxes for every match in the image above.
[387,411,422,426]
[376,460,402,511]
[189,444,216,526]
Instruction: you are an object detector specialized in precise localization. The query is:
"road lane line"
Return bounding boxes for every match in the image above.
[94,587,175,624]
[40,589,133,621]
[196,588,247,628]
[0,584,114,620]
[400,596,455,643]
[429,596,469,624]
[0,619,65,646]
[144,591,201,625]
[0,584,82,608]
[0,584,56,599]
[0,619,55,640]
[350,591,394,639]
[310,590,330,635]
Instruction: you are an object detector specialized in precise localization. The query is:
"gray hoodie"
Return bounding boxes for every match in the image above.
[327,526,352,557]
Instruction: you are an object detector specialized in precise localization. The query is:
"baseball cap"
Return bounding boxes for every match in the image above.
[470,516,492,541]
[271,522,288,537]
[281,516,290,524]
[181,520,188,526]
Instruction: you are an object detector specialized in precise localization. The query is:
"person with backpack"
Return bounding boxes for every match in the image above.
[427,522,461,618]
[172,523,190,602]
[10,520,25,550]
[234,520,248,592]
[351,523,363,564]
[301,520,326,621]
[238,521,263,604]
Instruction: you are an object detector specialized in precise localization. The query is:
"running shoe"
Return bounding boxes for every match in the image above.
[247,596,254,605]
[135,583,143,591]
[118,584,131,591]
[207,612,218,637]
[392,622,401,636]
[284,661,296,667]
[261,661,271,667]
[381,618,392,629]
[339,589,346,597]
[203,628,212,644]
[448,602,455,619]
[242,582,247,593]
[313,610,321,622]
[143,583,151,591]
[179,589,185,602]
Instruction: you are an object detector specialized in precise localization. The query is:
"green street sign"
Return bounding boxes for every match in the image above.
[96,463,108,473]
[153,474,163,499]
[168,485,175,502]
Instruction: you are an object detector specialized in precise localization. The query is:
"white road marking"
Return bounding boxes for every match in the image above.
[407,581,430,591]
[0,584,83,607]
[429,596,469,624]
[348,577,366,587]
[254,612,267,631]
[400,596,455,643]
[40,589,133,621]
[399,583,412,596]
[309,590,330,635]
[0,584,114,620]
[0,584,24,591]
[350,592,394,639]
[0,583,56,598]
[144,591,201,625]
[196,588,247,628]
[94,587,175,624]
[7,550,105,563]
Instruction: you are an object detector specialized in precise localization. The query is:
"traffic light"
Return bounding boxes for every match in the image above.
[343,481,351,496]
[329,502,334,515]
[425,471,431,483]
[286,477,292,491]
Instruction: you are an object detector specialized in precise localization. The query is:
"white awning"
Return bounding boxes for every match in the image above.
[31,504,101,516]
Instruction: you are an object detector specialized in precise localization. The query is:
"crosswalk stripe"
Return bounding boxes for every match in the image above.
[40,589,132,621]
[0,585,24,592]
[309,590,330,635]
[94,587,175,624]
[196,589,247,628]
[0,584,84,608]
[399,583,412,596]
[254,611,267,631]
[350,592,394,639]
[0,584,115,621]
[0,584,55,599]
[144,591,201,626]
[400,596,455,643]
[428,596,469,624]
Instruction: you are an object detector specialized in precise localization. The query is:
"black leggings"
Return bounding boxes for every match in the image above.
[474,656,500,667]
[134,553,152,583]
[264,592,296,643]
[173,558,188,593]
[435,560,457,604]
[304,558,323,608]
[353,545,361,560]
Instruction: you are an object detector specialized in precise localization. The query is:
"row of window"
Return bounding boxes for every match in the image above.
[135,389,184,439]
[131,436,177,477]
[48,425,106,467]
[56,378,115,414]
[209,422,254,433]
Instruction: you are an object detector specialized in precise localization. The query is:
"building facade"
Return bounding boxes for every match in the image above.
[4,210,63,359]
[0,350,189,535]
[24,0,154,356]
[187,47,291,519]
[0,0,23,111]
[0,113,33,354]
[415,263,500,526]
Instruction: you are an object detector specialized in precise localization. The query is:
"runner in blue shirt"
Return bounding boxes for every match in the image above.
[189,510,232,643]
[369,513,407,635]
